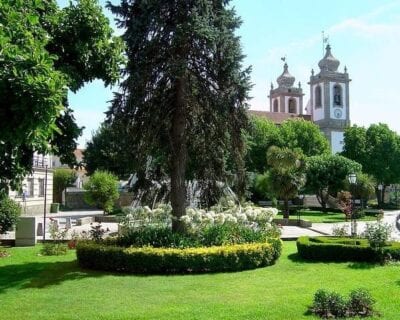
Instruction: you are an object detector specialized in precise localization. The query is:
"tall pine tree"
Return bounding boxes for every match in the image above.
[107,0,251,231]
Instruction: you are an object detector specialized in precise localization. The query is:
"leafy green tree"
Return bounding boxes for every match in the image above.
[53,168,77,204]
[107,0,251,231]
[246,116,281,174]
[343,173,375,207]
[257,146,306,218]
[0,197,21,235]
[84,170,119,214]
[342,124,400,207]
[305,155,362,210]
[84,123,133,178]
[279,118,330,157]
[0,0,124,195]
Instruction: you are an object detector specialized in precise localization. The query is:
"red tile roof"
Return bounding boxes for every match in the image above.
[249,111,312,124]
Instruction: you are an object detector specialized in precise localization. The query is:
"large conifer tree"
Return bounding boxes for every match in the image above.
[107,0,251,231]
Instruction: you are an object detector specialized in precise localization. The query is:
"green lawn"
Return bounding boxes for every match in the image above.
[1,242,399,320]
[278,210,378,223]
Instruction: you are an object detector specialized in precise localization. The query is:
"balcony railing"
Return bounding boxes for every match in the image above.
[33,155,49,168]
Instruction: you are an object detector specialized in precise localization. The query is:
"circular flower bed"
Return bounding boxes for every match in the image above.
[76,238,282,274]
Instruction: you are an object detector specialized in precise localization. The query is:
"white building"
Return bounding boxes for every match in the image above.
[8,154,53,215]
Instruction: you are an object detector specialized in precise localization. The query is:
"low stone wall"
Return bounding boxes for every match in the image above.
[64,190,135,210]
[273,218,312,228]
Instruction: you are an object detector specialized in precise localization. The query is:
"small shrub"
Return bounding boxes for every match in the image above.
[348,288,375,317]
[89,223,107,242]
[311,288,376,319]
[84,170,119,214]
[364,222,392,251]
[332,224,349,237]
[311,289,347,318]
[41,219,68,256]
[41,243,68,256]
[0,197,21,234]
[0,249,10,258]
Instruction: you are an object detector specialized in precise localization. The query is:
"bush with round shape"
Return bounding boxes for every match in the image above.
[296,236,400,262]
[84,170,119,214]
[76,239,282,274]
[0,197,21,234]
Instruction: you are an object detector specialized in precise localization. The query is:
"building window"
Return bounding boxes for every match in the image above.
[27,178,34,197]
[333,84,342,106]
[288,98,297,114]
[38,178,45,197]
[273,99,279,112]
[315,85,322,108]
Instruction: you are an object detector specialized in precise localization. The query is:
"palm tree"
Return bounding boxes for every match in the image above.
[263,146,306,219]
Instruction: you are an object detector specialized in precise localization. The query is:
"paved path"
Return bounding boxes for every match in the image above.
[2,209,400,241]
[310,210,400,240]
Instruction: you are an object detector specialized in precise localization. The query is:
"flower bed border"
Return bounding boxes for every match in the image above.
[297,236,400,262]
[76,239,282,274]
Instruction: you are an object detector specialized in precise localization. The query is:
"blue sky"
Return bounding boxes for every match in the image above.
[57,0,400,147]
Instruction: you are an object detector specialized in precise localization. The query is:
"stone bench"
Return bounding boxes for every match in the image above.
[76,216,95,226]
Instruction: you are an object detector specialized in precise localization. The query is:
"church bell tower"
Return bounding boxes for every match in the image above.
[309,44,351,153]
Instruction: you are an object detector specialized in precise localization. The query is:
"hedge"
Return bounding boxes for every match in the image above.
[76,238,282,274]
[297,236,400,262]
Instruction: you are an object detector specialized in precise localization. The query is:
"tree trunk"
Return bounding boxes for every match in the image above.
[283,197,290,219]
[375,185,386,208]
[316,190,327,212]
[170,77,187,233]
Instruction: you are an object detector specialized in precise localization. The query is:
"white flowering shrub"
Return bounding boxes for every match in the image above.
[180,203,278,231]
[120,203,172,228]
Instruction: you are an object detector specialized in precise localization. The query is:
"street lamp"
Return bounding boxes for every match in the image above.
[297,194,305,225]
[348,173,357,237]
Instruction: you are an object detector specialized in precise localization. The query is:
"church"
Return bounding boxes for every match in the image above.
[251,44,351,154]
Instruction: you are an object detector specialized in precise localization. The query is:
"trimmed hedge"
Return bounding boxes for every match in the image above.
[297,236,400,262]
[76,238,282,274]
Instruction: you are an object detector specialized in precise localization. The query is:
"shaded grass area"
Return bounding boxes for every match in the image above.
[278,210,377,223]
[0,243,399,319]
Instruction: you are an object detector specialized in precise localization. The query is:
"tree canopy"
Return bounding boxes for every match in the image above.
[246,117,329,175]
[305,154,362,210]
[0,0,124,195]
[107,0,251,231]
[342,123,400,206]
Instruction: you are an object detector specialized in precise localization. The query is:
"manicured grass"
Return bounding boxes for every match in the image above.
[278,210,378,223]
[1,243,399,319]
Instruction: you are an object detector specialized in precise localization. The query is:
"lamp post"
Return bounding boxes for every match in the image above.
[348,173,357,237]
[297,194,305,226]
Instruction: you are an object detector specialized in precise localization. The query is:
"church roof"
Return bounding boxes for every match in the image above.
[249,110,312,124]
[277,63,295,88]
[318,44,340,72]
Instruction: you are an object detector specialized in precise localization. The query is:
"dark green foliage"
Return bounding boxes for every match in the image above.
[257,146,306,218]
[53,168,77,204]
[107,0,251,228]
[297,236,400,262]
[117,224,276,248]
[83,170,119,214]
[246,116,281,174]
[76,240,281,274]
[311,289,347,318]
[348,288,375,317]
[246,117,329,176]
[305,154,362,210]
[311,288,376,319]
[0,0,123,194]
[342,124,400,207]
[0,197,21,234]
[83,123,132,178]
[279,119,330,157]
